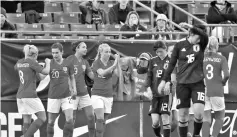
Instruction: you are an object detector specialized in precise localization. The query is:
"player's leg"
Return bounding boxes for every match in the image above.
[102,97,113,136]
[176,83,192,137]
[203,96,212,137]
[161,95,171,137]
[62,97,74,137]
[170,94,178,132]
[47,98,61,137]
[21,98,46,137]
[211,97,225,137]
[92,96,105,137]
[191,81,205,137]
[81,95,96,137]
[17,99,32,135]
[149,97,162,137]
[188,103,194,137]
[72,96,80,124]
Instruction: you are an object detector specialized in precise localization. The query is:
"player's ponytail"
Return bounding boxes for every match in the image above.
[95,43,110,61]
[23,44,38,58]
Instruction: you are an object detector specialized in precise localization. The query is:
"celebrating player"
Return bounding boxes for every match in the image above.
[147,41,172,137]
[159,24,209,137]
[46,43,77,137]
[67,41,95,137]
[203,36,230,137]
[15,44,50,137]
[91,43,119,137]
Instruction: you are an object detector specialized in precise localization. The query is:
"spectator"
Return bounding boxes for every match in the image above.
[1,7,17,38]
[16,1,44,24]
[207,0,237,24]
[153,14,174,40]
[79,0,109,25]
[154,1,169,18]
[108,0,133,24]
[120,11,148,39]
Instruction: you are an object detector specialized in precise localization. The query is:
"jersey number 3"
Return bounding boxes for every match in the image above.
[206,64,213,80]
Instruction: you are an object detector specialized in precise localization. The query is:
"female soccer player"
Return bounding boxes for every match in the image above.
[46,43,77,137]
[91,43,119,137]
[159,24,209,137]
[15,44,50,137]
[203,36,229,137]
[148,41,172,137]
[67,41,95,137]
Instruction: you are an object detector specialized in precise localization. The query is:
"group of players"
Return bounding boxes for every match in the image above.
[14,22,230,137]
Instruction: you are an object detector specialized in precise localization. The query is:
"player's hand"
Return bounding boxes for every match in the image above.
[158,80,166,94]
[71,91,77,100]
[45,58,51,64]
[164,82,171,95]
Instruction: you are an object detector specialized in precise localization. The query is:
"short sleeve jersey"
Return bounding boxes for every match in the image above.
[15,58,43,98]
[203,52,229,97]
[91,59,114,97]
[67,55,92,96]
[148,56,170,97]
[48,59,74,99]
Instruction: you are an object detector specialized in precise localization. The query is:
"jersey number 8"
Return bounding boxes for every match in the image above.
[206,64,213,80]
[19,70,24,84]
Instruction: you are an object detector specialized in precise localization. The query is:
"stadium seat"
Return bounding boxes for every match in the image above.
[44,2,62,13]
[62,2,81,13]
[70,24,96,36]
[98,24,121,38]
[43,24,69,36]
[35,35,62,39]
[6,13,25,24]
[18,35,35,39]
[16,24,43,35]
[53,13,80,24]
[64,36,88,39]
[39,13,53,23]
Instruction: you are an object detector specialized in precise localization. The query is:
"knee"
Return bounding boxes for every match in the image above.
[66,118,74,125]
[87,113,95,122]
[152,118,159,127]
[39,115,47,123]
[96,119,104,133]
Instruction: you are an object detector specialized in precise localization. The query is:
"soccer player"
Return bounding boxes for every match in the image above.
[46,43,77,137]
[15,44,50,137]
[91,43,119,137]
[203,36,230,137]
[147,41,172,137]
[159,24,209,137]
[67,41,95,137]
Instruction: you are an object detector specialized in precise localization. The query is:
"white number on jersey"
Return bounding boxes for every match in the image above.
[156,70,163,78]
[197,92,205,101]
[206,64,214,80]
[51,71,59,78]
[74,67,78,75]
[186,54,195,63]
[19,70,24,84]
[161,103,168,111]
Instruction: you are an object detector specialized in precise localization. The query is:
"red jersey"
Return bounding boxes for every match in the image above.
[91,59,114,97]
[48,59,74,99]
[203,52,229,97]
[15,58,43,98]
[147,55,171,97]
[67,55,92,96]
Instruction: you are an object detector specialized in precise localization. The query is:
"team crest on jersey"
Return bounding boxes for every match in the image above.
[63,67,68,73]
[82,65,86,71]
[163,60,169,69]
[193,45,200,52]
[154,64,158,67]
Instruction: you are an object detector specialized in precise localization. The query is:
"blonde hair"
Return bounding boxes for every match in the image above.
[207,36,219,52]
[23,44,38,58]
[95,43,110,61]
[125,11,140,26]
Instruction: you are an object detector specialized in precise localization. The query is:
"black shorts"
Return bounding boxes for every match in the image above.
[176,80,205,109]
[148,95,170,116]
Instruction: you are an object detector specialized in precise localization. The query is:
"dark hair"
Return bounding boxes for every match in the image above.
[153,40,167,51]
[71,41,85,52]
[51,42,63,52]
[190,26,209,52]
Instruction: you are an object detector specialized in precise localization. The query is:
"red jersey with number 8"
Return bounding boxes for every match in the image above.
[15,58,43,98]
[203,52,229,97]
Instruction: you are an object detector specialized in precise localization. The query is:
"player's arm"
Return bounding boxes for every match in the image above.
[97,55,119,77]
[68,63,77,97]
[85,61,94,80]
[162,43,179,82]
[221,56,230,86]
[30,58,50,75]
[37,73,47,80]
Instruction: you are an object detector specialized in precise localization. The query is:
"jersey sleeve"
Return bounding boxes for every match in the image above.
[30,60,44,73]
[92,60,100,74]
[163,43,179,82]
[221,56,229,77]
[68,61,75,76]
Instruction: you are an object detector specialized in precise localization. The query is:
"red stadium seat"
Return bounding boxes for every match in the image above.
[18,35,35,39]
[64,36,88,39]
[70,24,96,36]
[44,2,62,13]
[16,24,43,35]
[62,2,81,13]
[35,35,62,39]
[39,13,53,23]
[54,13,80,24]
[98,24,121,38]
[43,24,69,36]
[6,13,25,24]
